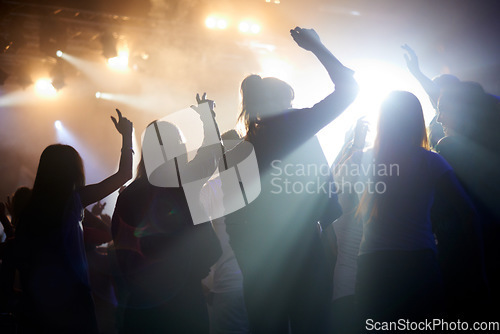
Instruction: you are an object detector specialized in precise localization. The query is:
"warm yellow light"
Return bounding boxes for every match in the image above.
[35,78,57,97]
[205,17,217,29]
[217,19,228,29]
[239,21,250,33]
[107,50,129,71]
[250,24,261,34]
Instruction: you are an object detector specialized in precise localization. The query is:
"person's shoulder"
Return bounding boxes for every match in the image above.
[435,136,461,153]
[420,147,453,172]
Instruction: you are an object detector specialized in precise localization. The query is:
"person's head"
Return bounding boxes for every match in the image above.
[26,144,85,226]
[137,120,186,181]
[221,129,241,151]
[374,91,428,155]
[33,144,85,198]
[10,186,31,226]
[432,74,460,91]
[437,81,497,139]
[238,74,294,136]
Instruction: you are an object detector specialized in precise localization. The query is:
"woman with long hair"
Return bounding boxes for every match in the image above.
[15,110,133,333]
[223,27,358,334]
[354,91,481,323]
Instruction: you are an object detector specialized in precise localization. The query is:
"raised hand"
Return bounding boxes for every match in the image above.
[290,27,323,51]
[192,92,216,118]
[401,44,421,76]
[352,117,369,149]
[111,109,133,137]
[91,201,106,216]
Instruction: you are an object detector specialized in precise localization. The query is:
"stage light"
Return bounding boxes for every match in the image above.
[95,91,102,99]
[205,17,217,29]
[107,50,129,71]
[250,24,261,34]
[35,78,57,97]
[54,120,63,130]
[217,19,228,30]
[56,50,63,57]
[239,22,250,33]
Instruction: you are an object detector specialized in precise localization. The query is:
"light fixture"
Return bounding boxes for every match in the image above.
[239,22,250,33]
[205,17,217,29]
[250,24,261,34]
[35,78,57,97]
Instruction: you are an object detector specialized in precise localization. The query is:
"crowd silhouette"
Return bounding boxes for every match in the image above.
[0,26,499,334]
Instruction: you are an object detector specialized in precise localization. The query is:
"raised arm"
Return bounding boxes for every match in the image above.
[281,27,358,141]
[79,109,133,207]
[181,93,222,183]
[401,44,440,109]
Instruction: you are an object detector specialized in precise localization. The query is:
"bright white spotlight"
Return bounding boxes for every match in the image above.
[54,120,63,130]
[95,91,102,99]
[217,19,228,29]
[250,24,261,34]
[239,21,250,33]
[56,50,63,57]
[35,79,57,97]
[107,50,129,71]
[205,17,217,29]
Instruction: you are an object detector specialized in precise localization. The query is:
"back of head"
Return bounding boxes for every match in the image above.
[239,74,294,136]
[11,186,32,226]
[439,81,499,144]
[432,74,460,90]
[137,120,185,181]
[30,144,85,222]
[375,91,428,156]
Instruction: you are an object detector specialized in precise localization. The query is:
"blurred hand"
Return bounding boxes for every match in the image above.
[192,92,216,118]
[401,44,421,76]
[353,117,369,149]
[91,201,106,216]
[111,109,133,137]
[290,27,323,51]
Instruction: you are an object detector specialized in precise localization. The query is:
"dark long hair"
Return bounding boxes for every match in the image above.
[25,144,85,230]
